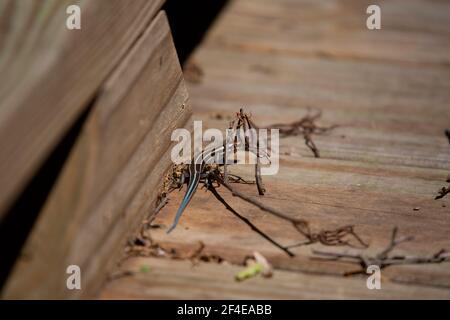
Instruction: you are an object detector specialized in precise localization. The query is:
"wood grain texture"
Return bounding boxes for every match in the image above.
[100,257,450,299]
[2,11,192,299]
[101,0,450,299]
[0,0,164,218]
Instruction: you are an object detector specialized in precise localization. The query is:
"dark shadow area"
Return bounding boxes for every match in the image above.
[163,0,230,65]
[0,99,95,292]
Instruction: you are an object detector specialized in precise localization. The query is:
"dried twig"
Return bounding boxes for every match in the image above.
[312,227,450,275]
[227,174,255,184]
[125,223,223,266]
[243,110,265,195]
[230,109,265,194]
[435,174,450,200]
[216,174,368,250]
[435,186,450,200]
[266,110,337,158]
[150,109,364,257]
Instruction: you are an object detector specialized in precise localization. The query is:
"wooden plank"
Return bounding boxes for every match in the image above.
[185,1,450,172]
[99,0,450,298]
[100,257,450,299]
[0,0,164,218]
[2,11,192,299]
[138,160,450,287]
[187,46,450,170]
[204,0,450,66]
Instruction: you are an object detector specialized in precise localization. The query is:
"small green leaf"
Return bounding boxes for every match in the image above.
[235,263,263,281]
[139,265,151,273]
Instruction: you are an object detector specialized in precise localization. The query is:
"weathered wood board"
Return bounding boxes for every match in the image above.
[100,0,450,299]
[2,11,192,299]
[0,0,164,218]
[100,257,450,299]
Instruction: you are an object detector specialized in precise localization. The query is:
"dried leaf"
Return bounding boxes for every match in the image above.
[253,251,273,278]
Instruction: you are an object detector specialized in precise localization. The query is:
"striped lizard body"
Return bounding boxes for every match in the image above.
[167,142,230,233]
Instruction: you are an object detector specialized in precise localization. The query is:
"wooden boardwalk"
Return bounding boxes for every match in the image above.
[100,0,450,299]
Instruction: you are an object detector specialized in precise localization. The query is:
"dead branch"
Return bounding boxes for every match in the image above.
[231,109,265,194]
[435,186,450,200]
[226,174,255,184]
[242,110,265,194]
[435,174,450,200]
[149,108,364,257]
[312,227,450,275]
[216,174,368,249]
[125,223,222,266]
[266,110,338,158]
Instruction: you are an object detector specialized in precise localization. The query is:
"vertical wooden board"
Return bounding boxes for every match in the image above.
[0,0,165,218]
[2,11,192,299]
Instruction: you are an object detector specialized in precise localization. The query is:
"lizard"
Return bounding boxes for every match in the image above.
[166,141,232,233]
[166,126,268,233]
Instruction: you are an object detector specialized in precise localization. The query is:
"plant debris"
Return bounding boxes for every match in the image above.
[312,227,450,276]
[266,110,338,158]
[235,261,264,282]
[150,109,366,257]
[139,264,151,273]
[235,251,272,281]
[125,222,224,266]
[435,174,450,200]
[435,186,450,200]
[224,108,267,195]
[214,176,368,252]
[121,110,450,285]
[253,251,273,277]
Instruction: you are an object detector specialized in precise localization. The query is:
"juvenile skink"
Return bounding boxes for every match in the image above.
[167,143,229,233]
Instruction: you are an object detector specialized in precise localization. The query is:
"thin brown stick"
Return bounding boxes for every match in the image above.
[216,174,367,248]
[312,227,450,275]
[227,174,255,184]
[376,226,413,260]
[154,109,365,257]
[242,110,265,195]
[266,110,337,158]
